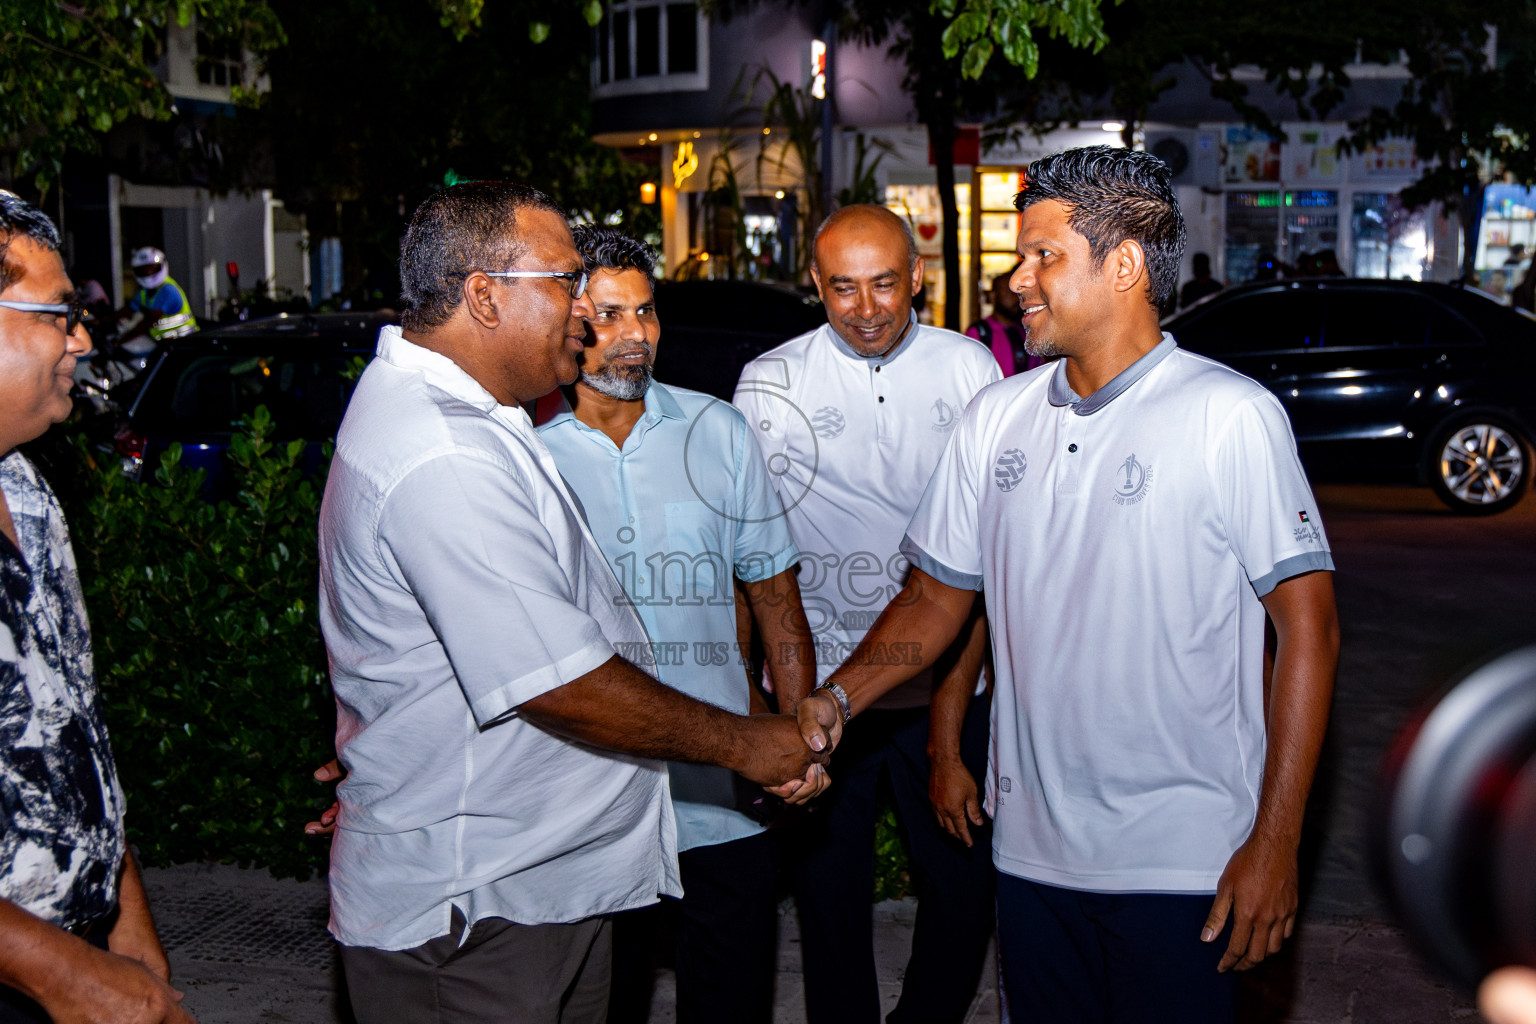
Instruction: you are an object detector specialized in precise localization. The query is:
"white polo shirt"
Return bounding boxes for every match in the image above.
[903,336,1334,892]
[321,326,679,951]
[734,317,1001,706]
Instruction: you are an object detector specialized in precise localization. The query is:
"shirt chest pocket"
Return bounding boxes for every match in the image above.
[656,500,733,603]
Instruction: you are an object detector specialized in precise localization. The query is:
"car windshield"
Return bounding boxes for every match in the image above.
[131,349,363,439]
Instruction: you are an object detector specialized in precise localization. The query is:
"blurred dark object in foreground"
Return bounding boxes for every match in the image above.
[1377,645,1536,990]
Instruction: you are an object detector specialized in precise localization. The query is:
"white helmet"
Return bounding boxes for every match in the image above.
[131,247,168,289]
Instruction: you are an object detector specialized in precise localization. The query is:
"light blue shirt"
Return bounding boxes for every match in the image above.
[540,382,800,850]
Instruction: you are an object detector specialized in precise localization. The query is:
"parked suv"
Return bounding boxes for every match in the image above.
[1163,279,1536,514]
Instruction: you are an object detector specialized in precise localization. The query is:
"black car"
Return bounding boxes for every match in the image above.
[119,312,391,489]
[120,284,828,488]
[650,280,825,398]
[1163,279,1536,514]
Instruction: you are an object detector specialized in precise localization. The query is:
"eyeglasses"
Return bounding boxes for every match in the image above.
[0,299,93,336]
[483,269,588,299]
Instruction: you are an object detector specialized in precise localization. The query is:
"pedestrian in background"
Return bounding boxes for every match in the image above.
[965,266,1041,376]
[1179,251,1224,308]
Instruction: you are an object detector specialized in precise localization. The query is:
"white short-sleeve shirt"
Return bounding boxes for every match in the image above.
[320,326,679,951]
[733,318,1001,706]
[903,336,1334,893]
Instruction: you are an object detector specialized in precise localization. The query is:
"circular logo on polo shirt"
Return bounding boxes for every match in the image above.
[1112,452,1154,506]
[812,406,846,439]
[993,448,1028,491]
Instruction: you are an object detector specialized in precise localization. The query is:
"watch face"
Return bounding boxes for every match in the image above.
[1377,646,1536,989]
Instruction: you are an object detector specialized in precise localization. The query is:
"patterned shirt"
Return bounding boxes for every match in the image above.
[0,453,126,928]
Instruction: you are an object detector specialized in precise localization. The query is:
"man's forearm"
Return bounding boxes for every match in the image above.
[744,568,816,708]
[0,898,89,1004]
[110,850,170,981]
[927,607,988,763]
[517,655,827,787]
[826,569,977,717]
[1253,572,1340,845]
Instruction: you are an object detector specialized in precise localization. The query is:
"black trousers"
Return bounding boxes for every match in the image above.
[995,873,1238,1024]
[794,694,996,1024]
[608,829,777,1024]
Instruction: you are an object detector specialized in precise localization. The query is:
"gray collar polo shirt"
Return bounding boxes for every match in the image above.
[901,335,1334,893]
[319,327,679,951]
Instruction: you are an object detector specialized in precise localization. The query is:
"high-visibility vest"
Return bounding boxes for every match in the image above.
[135,279,199,340]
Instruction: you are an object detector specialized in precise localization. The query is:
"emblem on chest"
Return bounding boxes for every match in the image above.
[993,448,1028,492]
[1112,453,1154,506]
[812,406,846,439]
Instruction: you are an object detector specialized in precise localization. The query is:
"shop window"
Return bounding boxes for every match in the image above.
[1351,194,1428,281]
[595,1,707,96]
[885,183,971,330]
[1224,191,1281,285]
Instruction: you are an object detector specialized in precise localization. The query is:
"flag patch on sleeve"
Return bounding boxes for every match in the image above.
[1298,510,1311,523]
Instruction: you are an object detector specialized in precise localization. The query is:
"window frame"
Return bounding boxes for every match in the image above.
[592,0,709,97]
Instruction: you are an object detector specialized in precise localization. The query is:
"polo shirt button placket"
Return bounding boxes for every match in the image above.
[1058,411,1083,495]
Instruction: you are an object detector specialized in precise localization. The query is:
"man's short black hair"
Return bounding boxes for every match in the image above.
[398,181,564,332]
[1014,146,1187,311]
[0,191,62,295]
[572,225,657,277]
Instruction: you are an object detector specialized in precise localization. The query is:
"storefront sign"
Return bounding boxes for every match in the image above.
[1225,126,1280,183]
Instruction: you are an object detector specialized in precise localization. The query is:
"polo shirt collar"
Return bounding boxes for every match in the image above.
[822,311,920,368]
[541,380,684,433]
[377,324,502,414]
[1047,333,1177,416]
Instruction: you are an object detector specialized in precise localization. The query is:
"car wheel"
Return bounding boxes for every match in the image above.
[1427,417,1531,515]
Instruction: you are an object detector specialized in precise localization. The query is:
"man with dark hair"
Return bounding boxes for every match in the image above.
[0,191,189,1023]
[796,146,1340,1023]
[735,204,1001,1024]
[319,182,834,1024]
[539,225,813,1024]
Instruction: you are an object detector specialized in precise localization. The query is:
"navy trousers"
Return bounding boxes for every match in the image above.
[995,872,1238,1024]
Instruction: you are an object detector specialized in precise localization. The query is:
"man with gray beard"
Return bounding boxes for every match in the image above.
[538,226,815,1024]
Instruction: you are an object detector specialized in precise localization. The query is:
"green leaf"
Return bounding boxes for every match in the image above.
[582,0,604,27]
[529,21,550,44]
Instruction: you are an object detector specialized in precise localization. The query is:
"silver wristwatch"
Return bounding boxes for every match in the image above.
[818,681,853,724]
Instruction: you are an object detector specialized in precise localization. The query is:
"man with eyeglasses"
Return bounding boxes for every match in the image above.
[318,182,837,1024]
[0,191,191,1023]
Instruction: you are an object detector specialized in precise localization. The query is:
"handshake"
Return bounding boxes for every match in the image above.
[307,684,853,836]
[743,688,849,804]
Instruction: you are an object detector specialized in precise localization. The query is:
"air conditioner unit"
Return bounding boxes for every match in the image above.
[1146,130,1218,188]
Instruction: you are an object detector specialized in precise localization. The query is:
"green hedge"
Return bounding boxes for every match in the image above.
[53,408,913,896]
[66,408,334,879]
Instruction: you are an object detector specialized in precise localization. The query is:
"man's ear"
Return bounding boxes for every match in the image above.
[909,255,926,296]
[809,263,826,301]
[1110,239,1148,296]
[462,271,501,330]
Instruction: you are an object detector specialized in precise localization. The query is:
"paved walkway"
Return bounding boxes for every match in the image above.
[143,862,1475,1024]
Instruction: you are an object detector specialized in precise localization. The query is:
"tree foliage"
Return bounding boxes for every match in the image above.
[247,0,657,301]
[933,0,1109,80]
[0,0,285,192]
